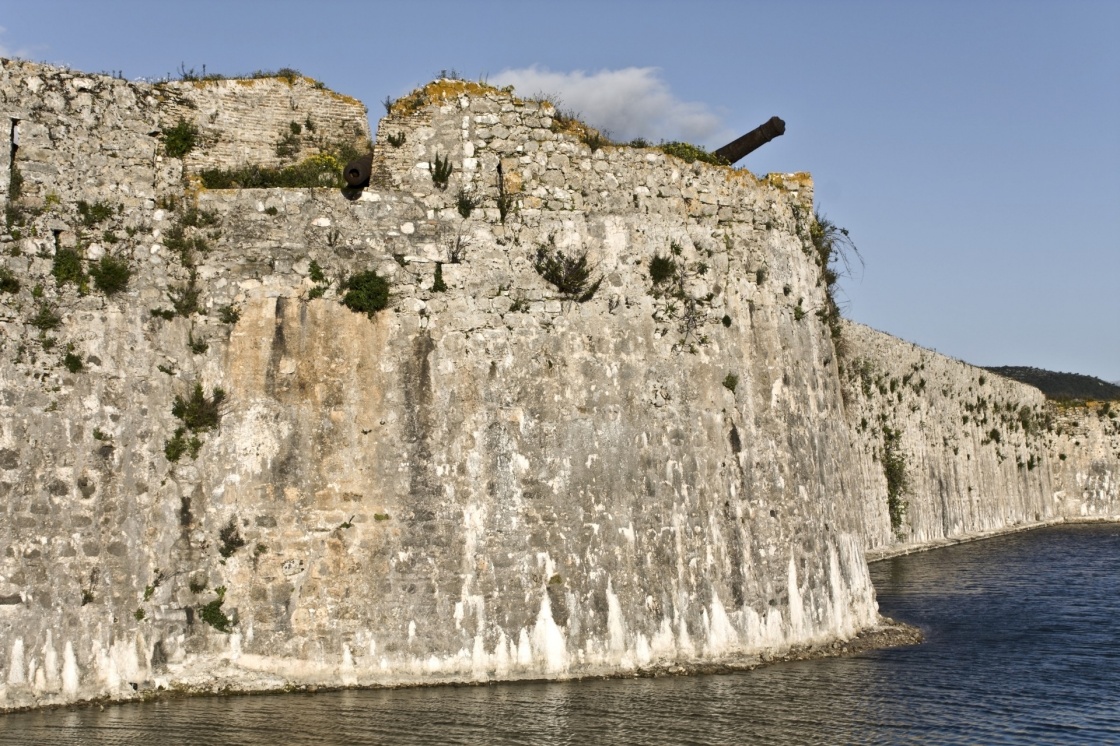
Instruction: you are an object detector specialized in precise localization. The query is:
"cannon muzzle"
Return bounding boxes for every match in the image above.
[712,116,786,165]
[343,153,373,188]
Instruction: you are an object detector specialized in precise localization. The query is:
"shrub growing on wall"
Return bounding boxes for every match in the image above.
[162,118,199,158]
[172,382,226,432]
[76,200,115,227]
[658,141,729,166]
[0,267,19,294]
[89,255,132,295]
[808,208,862,342]
[882,426,909,532]
[52,248,86,289]
[648,254,677,286]
[341,270,390,317]
[533,242,601,302]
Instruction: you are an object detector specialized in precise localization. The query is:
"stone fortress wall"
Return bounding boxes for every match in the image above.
[841,321,1119,556]
[0,59,1116,711]
[158,74,371,174]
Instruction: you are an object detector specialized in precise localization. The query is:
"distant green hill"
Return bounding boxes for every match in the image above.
[985,366,1120,401]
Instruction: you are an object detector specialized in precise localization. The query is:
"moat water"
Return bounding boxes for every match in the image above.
[4,523,1119,745]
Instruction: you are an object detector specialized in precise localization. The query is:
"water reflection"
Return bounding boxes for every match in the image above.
[3,524,1119,745]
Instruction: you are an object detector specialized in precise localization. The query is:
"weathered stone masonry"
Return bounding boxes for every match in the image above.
[841,320,1120,556]
[0,60,1116,711]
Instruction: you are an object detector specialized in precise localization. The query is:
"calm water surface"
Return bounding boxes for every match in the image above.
[3,524,1119,745]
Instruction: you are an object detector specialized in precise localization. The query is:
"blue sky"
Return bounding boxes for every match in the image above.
[3,1,1117,381]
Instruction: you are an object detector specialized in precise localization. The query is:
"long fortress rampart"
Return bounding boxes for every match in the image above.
[0,59,1116,710]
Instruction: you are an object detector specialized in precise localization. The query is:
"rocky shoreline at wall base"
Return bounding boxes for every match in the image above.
[0,618,922,716]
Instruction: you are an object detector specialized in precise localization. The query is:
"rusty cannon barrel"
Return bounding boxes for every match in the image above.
[343,152,374,188]
[712,116,786,165]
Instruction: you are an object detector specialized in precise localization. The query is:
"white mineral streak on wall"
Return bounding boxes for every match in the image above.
[340,644,356,686]
[705,593,737,656]
[531,593,569,674]
[606,580,627,657]
[516,630,533,667]
[787,559,806,641]
[7,639,24,686]
[41,631,59,692]
[62,642,81,696]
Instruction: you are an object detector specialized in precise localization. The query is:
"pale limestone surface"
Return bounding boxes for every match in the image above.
[0,62,1115,711]
[0,64,877,710]
[841,320,1120,552]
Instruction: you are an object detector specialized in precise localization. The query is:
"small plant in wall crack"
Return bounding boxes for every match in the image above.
[89,255,132,296]
[52,247,88,293]
[218,303,241,324]
[165,381,226,463]
[162,118,199,158]
[218,517,246,558]
[429,152,453,190]
[163,269,201,318]
[164,428,202,462]
[533,236,602,303]
[306,259,332,300]
[0,266,20,294]
[188,328,208,355]
[143,568,165,601]
[199,586,232,633]
[431,262,448,292]
[63,345,84,373]
[648,241,715,352]
[456,188,478,218]
[797,205,863,342]
[172,382,226,431]
[882,426,909,533]
[447,225,470,264]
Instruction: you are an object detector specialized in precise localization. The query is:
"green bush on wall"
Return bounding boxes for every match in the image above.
[533,242,602,302]
[199,586,232,633]
[172,382,226,432]
[0,267,19,294]
[341,270,390,317]
[882,426,909,532]
[658,141,729,166]
[52,248,86,289]
[90,255,132,295]
[649,254,677,285]
[162,118,199,158]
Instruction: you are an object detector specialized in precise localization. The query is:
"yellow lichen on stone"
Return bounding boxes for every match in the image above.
[550,113,599,142]
[762,172,813,192]
[784,171,814,188]
[723,168,760,186]
[390,79,508,116]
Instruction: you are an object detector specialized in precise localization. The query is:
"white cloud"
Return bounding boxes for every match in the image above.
[491,66,732,147]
